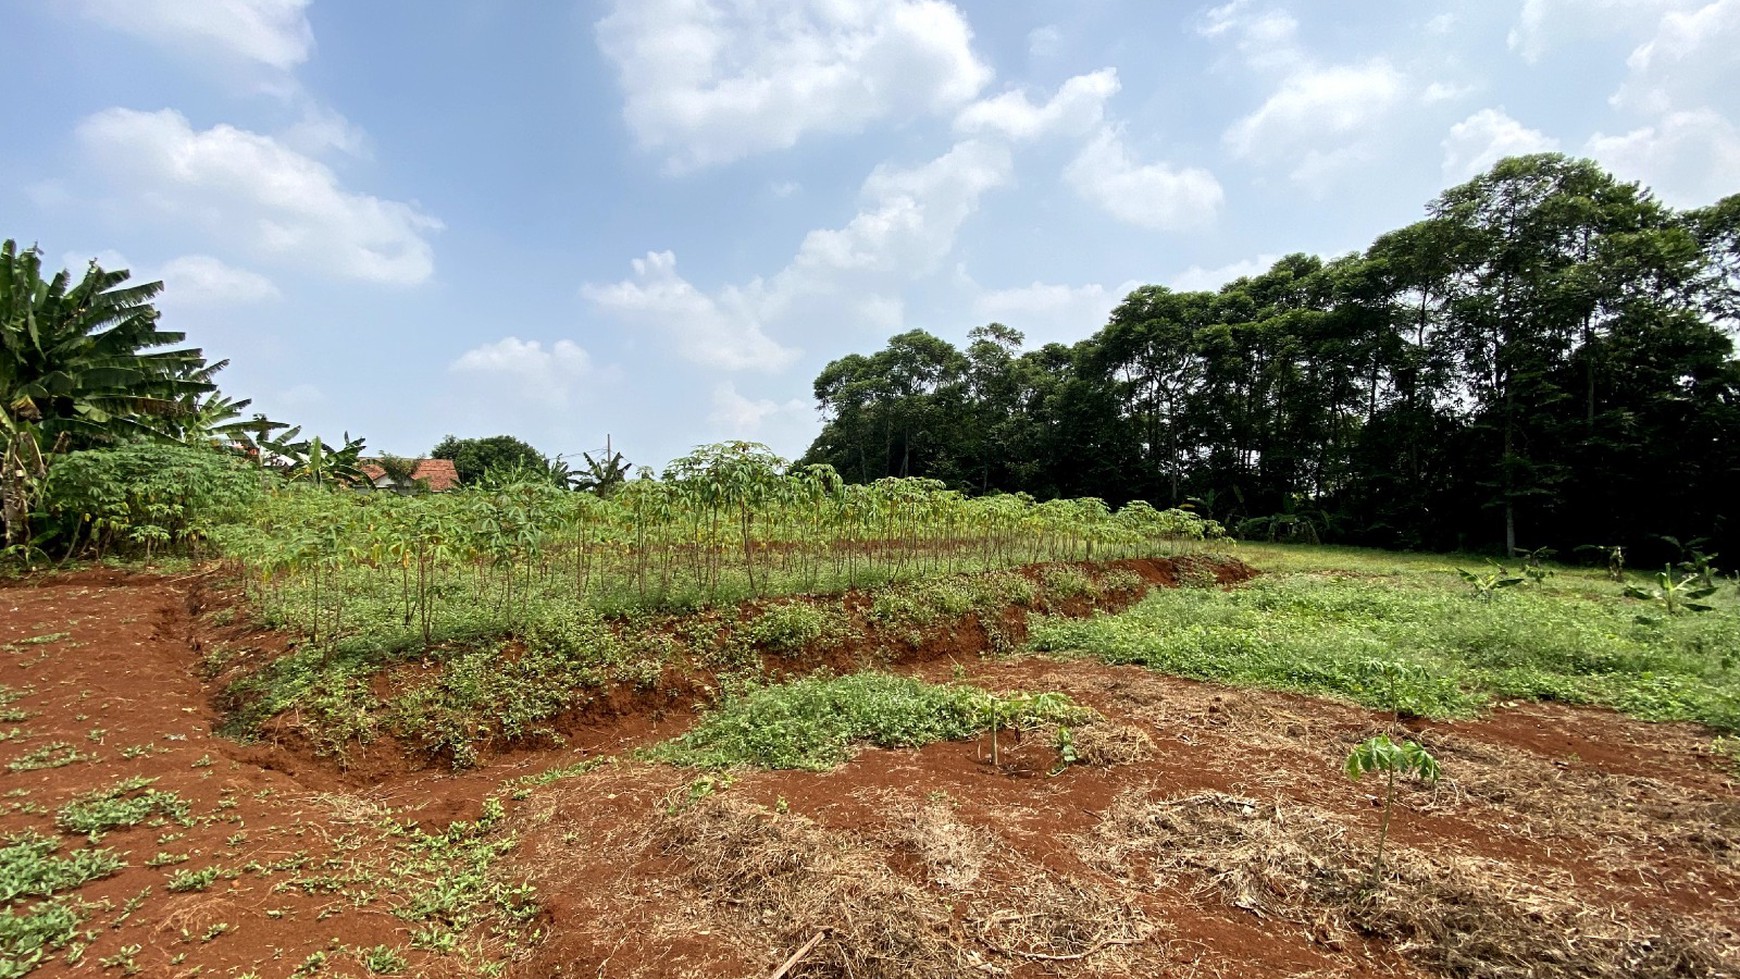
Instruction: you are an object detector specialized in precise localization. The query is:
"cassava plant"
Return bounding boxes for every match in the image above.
[1344,735,1441,885]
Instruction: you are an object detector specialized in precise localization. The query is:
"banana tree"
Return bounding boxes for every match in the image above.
[1,241,211,547]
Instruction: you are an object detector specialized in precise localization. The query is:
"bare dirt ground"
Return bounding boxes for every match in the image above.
[3,570,1736,978]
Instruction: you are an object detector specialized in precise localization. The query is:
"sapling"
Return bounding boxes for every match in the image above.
[1456,563,1524,602]
[1345,735,1440,885]
[1625,566,1719,618]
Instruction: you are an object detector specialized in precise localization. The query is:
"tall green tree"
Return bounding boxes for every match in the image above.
[430,434,551,485]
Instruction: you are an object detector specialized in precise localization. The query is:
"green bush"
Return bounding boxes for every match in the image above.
[647,672,1089,770]
[743,602,840,653]
[40,443,262,559]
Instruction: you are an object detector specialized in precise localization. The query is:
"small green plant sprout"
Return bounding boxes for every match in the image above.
[1049,726,1080,777]
[981,691,1083,767]
[1658,535,1720,588]
[1625,566,1719,620]
[1456,563,1525,602]
[1518,546,1555,586]
[1345,735,1441,885]
[1575,543,1626,581]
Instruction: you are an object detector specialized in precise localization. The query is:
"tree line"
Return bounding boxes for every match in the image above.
[802,155,1740,563]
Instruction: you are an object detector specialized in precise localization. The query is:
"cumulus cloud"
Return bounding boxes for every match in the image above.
[973,281,1123,342]
[74,108,441,286]
[708,382,812,438]
[449,337,600,408]
[157,255,283,306]
[953,69,1120,142]
[1509,0,1678,64]
[1612,0,1740,113]
[68,0,313,71]
[1198,0,1304,72]
[1442,108,1560,180]
[581,251,800,372]
[1586,108,1740,207]
[1064,128,1223,230]
[595,0,991,170]
[1422,81,1475,104]
[586,139,1012,370]
[58,250,281,307]
[1169,254,1280,293]
[1223,60,1408,188]
[1027,24,1064,58]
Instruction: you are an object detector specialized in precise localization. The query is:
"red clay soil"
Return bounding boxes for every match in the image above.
[2,566,1736,979]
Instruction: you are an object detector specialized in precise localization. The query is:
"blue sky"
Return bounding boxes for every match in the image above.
[4,0,1736,471]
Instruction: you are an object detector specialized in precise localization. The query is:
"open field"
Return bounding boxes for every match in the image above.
[1,545,1736,978]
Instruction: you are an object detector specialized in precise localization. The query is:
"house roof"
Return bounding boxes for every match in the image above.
[358,458,461,492]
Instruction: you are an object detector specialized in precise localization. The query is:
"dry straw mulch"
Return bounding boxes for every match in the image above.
[1084,788,1735,979]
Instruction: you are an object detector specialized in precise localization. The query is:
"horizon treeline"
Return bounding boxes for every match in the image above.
[801,154,1740,563]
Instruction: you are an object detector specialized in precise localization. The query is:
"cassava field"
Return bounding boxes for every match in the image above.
[3,511,1740,973]
[2,516,1737,978]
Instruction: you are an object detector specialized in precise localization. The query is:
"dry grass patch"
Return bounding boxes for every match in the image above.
[656,795,967,978]
[1070,721,1156,766]
[1085,789,1732,978]
[886,796,990,891]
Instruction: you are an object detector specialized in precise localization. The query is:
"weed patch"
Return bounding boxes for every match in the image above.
[647,672,1090,770]
[1033,564,1740,728]
[0,833,123,903]
[55,777,191,840]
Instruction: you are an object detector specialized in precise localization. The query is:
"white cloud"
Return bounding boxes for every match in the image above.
[582,251,800,372]
[1508,0,1678,64]
[279,104,372,159]
[973,281,1123,342]
[1064,128,1223,230]
[1612,0,1740,113]
[1585,108,1740,206]
[953,69,1120,142]
[1027,24,1063,58]
[777,137,1012,290]
[1442,108,1560,181]
[1169,254,1280,293]
[1198,0,1304,72]
[595,0,992,171]
[449,337,599,408]
[1422,81,1475,104]
[586,139,1012,370]
[74,108,441,286]
[1224,61,1408,187]
[157,255,282,306]
[68,0,313,71]
[708,382,811,437]
[57,250,280,307]
[1427,12,1457,34]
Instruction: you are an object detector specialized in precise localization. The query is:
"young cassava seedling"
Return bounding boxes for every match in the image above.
[1345,735,1441,885]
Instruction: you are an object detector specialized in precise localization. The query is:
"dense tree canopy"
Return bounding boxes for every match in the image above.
[430,434,552,485]
[803,156,1740,564]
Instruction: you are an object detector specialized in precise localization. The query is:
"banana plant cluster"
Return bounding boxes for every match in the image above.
[215,441,1223,648]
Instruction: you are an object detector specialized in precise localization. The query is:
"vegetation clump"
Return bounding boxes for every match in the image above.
[55,777,191,840]
[1033,549,1740,730]
[648,673,1090,771]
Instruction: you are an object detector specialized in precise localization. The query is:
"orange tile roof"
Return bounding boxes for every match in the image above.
[358,458,461,492]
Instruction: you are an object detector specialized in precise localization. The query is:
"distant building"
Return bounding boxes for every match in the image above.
[357,458,461,493]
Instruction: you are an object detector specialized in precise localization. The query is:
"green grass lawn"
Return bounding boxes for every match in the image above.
[1031,543,1740,730]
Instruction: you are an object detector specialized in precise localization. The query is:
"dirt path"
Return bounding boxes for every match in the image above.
[3,572,1736,978]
